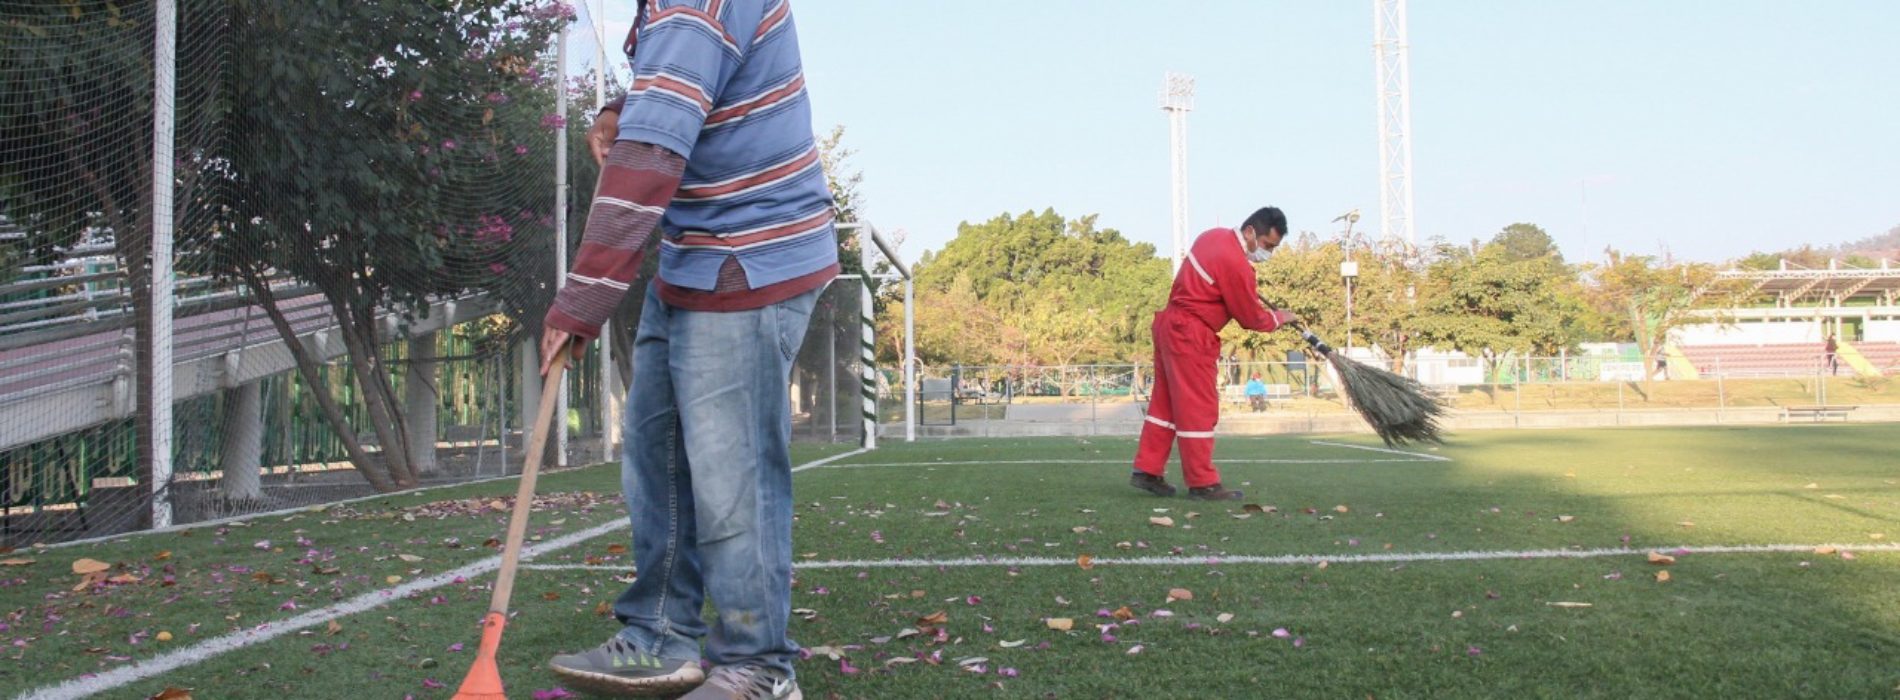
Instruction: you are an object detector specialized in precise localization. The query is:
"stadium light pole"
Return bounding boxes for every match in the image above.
[149,0,177,528]
[1335,211,1361,353]
[1161,73,1194,274]
[1374,0,1416,247]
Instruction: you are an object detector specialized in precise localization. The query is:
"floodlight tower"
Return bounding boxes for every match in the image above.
[1161,73,1195,273]
[1373,0,1416,248]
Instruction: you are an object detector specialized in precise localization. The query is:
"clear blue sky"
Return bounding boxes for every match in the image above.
[574,1,1900,265]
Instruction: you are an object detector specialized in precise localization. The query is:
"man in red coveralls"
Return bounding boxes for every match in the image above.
[1131,207,1298,500]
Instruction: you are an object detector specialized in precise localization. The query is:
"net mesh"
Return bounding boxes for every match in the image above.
[0,1,865,547]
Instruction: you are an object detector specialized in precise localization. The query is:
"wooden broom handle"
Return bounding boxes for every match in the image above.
[488,346,570,615]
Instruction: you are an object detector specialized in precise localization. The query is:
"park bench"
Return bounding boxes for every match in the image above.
[1781,405,1857,423]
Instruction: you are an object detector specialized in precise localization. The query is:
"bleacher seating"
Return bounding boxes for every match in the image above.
[1855,342,1900,375]
[1680,344,1828,377]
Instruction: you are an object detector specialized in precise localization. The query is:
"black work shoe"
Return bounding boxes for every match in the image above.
[1130,472,1178,497]
[548,634,705,696]
[1187,483,1244,501]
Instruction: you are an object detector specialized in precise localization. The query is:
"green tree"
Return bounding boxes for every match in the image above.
[209,0,570,490]
[1582,249,1721,392]
[1414,240,1583,380]
[1492,223,1563,263]
[910,209,1169,367]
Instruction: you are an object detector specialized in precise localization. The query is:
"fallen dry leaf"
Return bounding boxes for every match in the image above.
[73,558,110,575]
[397,554,424,563]
[0,558,34,567]
[1166,588,1194,602]
[1677,521,1695,528]
[1317,561,1330,570]
[154,550,172,561]
[1077,554,1095,571]
[108,573,141,585]
[1655,571,1672,583]
[1546,601,1593,608]
[1557,515,1576,524]
[1334,505,1350,514]
[148,688,193,700]
[1148,516,1175,528]
[1647,552,1676,566]
[156,631,173,642]
[1046,618,1074,631]
[543,592,561,601]
[594,601,612,617]
[72,572,105,592]
[386,575,403,584]
[1111,606,1135,621]
[1871,533,1886,541]
[1216,612,1235,624]
[917,611,949,627]
[606,544,629,555]
[1070,526,1090,534]
[482,538,502,549]
[327,620,343,635]
[1815,546,1838,555]
[998,639,1026,648]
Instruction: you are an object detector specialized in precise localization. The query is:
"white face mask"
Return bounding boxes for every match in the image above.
[1248,247,1273,263]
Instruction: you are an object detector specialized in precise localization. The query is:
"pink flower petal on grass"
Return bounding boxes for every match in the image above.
[254,540,272,550]
[999,667,1019,678]
[422,678,445,689]
[449,642,464,652]
[839,658,861,675]
[278,600,298,611]
[532,689,577,700]
[1467,645,1482,657]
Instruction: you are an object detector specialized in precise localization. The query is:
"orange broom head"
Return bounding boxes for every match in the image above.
[452,611,510,700]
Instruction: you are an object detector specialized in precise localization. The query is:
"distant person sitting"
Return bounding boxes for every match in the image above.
[1244,374,1268,412]
[1825,334,1839,375]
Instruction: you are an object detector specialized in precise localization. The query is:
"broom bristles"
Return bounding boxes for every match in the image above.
[1327,353,1448,446]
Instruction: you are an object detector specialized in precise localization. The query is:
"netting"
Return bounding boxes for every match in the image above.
[791,277,866,444]
[0,1,869,547]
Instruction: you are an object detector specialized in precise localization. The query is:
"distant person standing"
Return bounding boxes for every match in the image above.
[1825,334,1840,375]
[1128,208,1299,501]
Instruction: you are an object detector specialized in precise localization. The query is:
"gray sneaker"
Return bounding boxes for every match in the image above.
[679,663,801,700]
[547,634,705,696]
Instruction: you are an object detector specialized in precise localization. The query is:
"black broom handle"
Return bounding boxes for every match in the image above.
[1257,294,1335,356]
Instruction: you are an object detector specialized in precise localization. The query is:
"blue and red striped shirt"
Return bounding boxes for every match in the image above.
[549,0,834,338]
[621,0,836,303]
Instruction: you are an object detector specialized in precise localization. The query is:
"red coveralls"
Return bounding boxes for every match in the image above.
[1133,227,1294,488]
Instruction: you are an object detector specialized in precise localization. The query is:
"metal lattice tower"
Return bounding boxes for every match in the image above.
[1373,0,1415,247]
[1161,72,1194,273]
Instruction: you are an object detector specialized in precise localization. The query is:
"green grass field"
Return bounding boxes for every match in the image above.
[5,427,1898,699]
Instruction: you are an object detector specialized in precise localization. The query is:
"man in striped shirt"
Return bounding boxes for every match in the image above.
[542,2,833,698]
[1129,208,1299,502]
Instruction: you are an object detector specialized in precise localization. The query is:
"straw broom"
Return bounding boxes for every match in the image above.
[1263,297,1448,445]
[451,346,570,699]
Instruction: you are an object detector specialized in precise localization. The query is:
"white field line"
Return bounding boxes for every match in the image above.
[18,518,626,700]
[790,447,872,473]
[19,450,854,700]
[519,542,1900,573]
[1308,440,1452,462]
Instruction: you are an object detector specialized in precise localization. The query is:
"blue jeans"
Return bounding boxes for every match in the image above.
[611,280,820,677]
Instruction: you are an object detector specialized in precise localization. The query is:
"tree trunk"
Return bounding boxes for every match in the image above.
[325,293,416,487]
[237,266,399,492]
[218,382,265,501]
